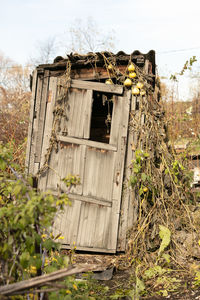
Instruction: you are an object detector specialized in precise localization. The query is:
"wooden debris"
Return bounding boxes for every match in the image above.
[0,264,103,296]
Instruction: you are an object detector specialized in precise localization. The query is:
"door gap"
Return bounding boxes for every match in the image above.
[90,91,113,144]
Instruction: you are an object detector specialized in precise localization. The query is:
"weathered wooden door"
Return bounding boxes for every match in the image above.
[38,78,131,253]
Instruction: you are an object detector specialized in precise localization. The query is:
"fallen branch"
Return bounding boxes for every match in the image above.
[0,264,102,296]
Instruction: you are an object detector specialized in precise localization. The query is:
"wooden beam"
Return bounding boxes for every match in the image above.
[69,193,112,207]
[0,265,102,296]
[61,245,116,253]
[70,79,123,95]
[35,70,50,163]
[25,70,37,174]
[51,192,112,207]
[58,135,117,151]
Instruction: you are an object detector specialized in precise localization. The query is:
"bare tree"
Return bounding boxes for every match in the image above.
[30,37,58,66]
[0,52,31,165]
[64,17,116,54]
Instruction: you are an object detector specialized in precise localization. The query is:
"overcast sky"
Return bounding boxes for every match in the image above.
[1,0,200,100]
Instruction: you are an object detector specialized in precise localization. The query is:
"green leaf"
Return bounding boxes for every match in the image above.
[158,225,171,256]
[129,175,137,187]
[144,265,166,279]
[136,276,145,294]
[162,253,171,263]
[43,238,54,251]
[133,167,140,173]
[0,157,7,170]
[20,252,30,268]
[161,290,168,297]
[34,257,42,269]
[141,173,147,182]
[13,184,22,196]
[143,152,149,158]
[8,235,14,245]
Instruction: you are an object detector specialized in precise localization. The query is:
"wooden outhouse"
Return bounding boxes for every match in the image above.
[26,51,156,253]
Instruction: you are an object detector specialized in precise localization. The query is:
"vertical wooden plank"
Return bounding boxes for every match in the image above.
[94,206,111,248]
[25,70,37,174]
[83,148,114,201]
[66,89,76,136]
[76,203,90,246]
[82,203,98,247]
[72,89,82,137]
[60,88,93,139]
[71,145,86,195]
[109,95,122,145]
[59,204,73,244]
[117,93,138,251]
[83,90,93,139]
[29,74,43,175]
[67,201,82,244]
[46,147,60,190]
[40,77,57,167]
[38,77,58,191]
[35,70,50,163]
[108,90,131,250]
[56,144,86,195]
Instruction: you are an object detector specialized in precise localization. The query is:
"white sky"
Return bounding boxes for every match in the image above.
[1,0,200,100]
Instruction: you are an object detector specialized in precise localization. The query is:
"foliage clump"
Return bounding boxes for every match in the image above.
[0,143,71,284]
[126,85,200,297]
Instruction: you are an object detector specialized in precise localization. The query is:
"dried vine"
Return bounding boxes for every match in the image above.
[126,88,199,272]
[38,61,72,176]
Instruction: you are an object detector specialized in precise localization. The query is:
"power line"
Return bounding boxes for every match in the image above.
[158,47,200,54]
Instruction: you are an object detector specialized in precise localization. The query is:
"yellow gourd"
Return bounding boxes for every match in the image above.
[128,63,135,72]
[132,87,140,95]
[124,78,132,87]
[129,72,137,79]
[105,79,113,84]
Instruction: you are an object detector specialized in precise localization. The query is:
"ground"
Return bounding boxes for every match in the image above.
[63,252,200,299]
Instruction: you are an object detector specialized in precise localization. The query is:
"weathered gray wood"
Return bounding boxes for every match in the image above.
[68,193,112,207]
[83,89,93,138]
[33,163,40,175]
[53,91,130,253]
[76,202,98,247]
[117,98,134,251]
[75,203,112,250]
[60,88,93,139]
[35,70,50,163]
[144,59,150,74]
[58,135,117,151]
[25,70,37,174]
[40,77,57,167]
[46,148,60,190]
[37,77,130,253]
[52,194,111,248]
[109,95,123,145]
[108,90,131,250]
[57,144,86,195]
[61,245,116,253]
[29,74,43,174]
[38,77,58,191]
[70,79,123,95]
[62,200,82,244]
[83,147,115,200]
[93,205,111,248]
